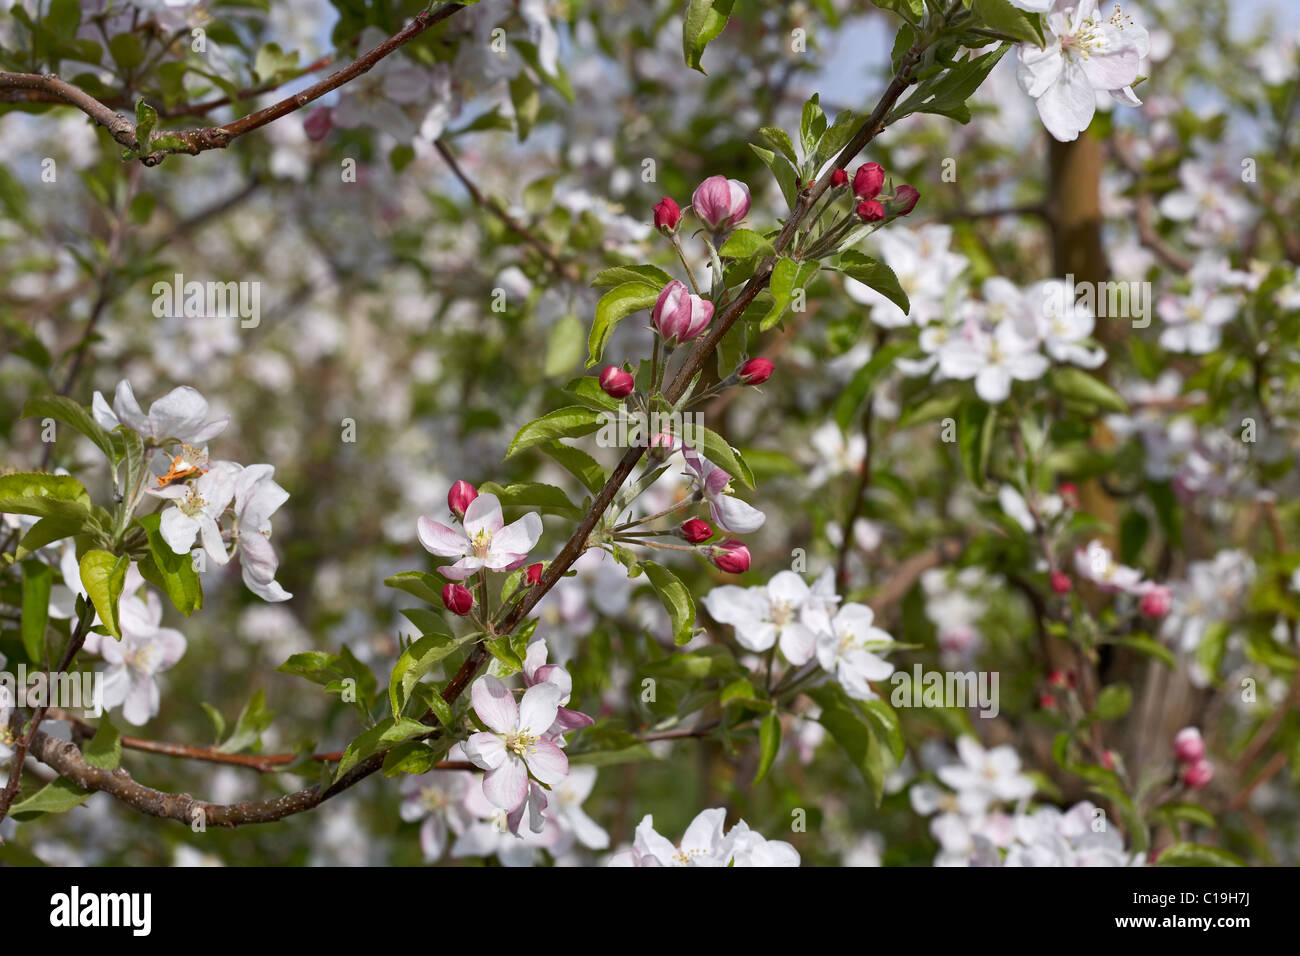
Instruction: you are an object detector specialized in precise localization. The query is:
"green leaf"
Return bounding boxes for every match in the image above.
[1048,367,1129,414]
[1155,843,1245,867]
[544,312,586,377]
[591,264,675,288]
[390,633,470,717]
[540,440,605,496]
[683,0,736,73]
[971,0,1045,46]
[642,561,696,645]
[477,481,581,519]
[509,72,540,141]
[718,228,774,260]
[754,710,781,784]
[586,282,662,369]
[748,143,799,211]
[810,685,885,805]
[134,99,158,147]
[1152,802,1217,830]
[799,94,826,157]
[9,778,91,820]
[1095,683,1132,720]
[135,512,201,616]
[20,560,52,664]
[758,126,799,165]
[383,571,444,606]
[217,690,273,754]
[277,652,343,686]
[889,45,1008,125]
[399,608,455,639]
[833,341,915,431]
[760,257,819,331]
[693,425,755,488]
[14,514,84,560]
[1104,634,1176,669]
[83,718,121,770]
[0,472,91,515]
[859,699,905,763]
[22,395,117,463]
[957,401,994,488]
[1196,621,1230,684]
[838,251,910,315]
[78,549,128,640]
[507,406,604,458]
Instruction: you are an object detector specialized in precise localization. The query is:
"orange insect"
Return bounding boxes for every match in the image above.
[155,446,209,488]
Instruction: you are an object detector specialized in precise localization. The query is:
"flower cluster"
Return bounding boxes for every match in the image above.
[608,808,798,867]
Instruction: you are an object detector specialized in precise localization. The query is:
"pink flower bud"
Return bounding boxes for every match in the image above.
[1101,750,1116,771]
[679,518,713,544]
[856,200,886,222]
[738,357,774,385]
[1050,571,1072,594]
[1039,693,1056,710]
[1182,758,1214,790]
[652,280,714,346]
[708,539,751,574]
[1173,727,1205,764]
[599,366,635,399]
[447,480,478,520]
[1138,584,1172,619]
[303,107,332,141]
[1048,669,1073,690]
[852,162,885,199]
[891,184,920,216]
[441,583,474,616]
[653,196,681,234]
[691,175,751,231]
[830,168,848,188]
[525,563,544,586]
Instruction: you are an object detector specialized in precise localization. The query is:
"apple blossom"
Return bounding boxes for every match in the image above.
[231,463,292,602]
[652,196,681,233]
[937,737,1037,817]
[707,539,751,574]
[652,279,714,346]
[938,320,1049,404]
[852,162,885,199]
[147,461,239,566]
[93,380,229,446]
[691,175,751,231]
[447,480,478,521]
[462,676,568,812]
[399,771,475,862]
[704,570,820,665]
[417,492,543,580]
[442,583,474,615]
[682,444,765,533]
[613,809,733,867]
[890,184,921,216]
[737,356,774,385]
[96,583,188,726]
[599,366,635,398]
[521,640,594,738]
[1173,727,1205,764]
[814,603,896,700]
[1016,1,1150,142]
[679,517,713,543]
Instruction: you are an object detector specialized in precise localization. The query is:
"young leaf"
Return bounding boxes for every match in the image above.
[586,281,661,368]
[507,406,604,458]
[683,0,736,73]
[642,561,696,645]
[78,549,128,640]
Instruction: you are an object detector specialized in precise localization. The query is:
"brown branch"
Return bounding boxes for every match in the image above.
[435,139,581,281]
[0,4,465,166]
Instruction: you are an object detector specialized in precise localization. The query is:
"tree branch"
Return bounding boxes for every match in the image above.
[0,4,465,166]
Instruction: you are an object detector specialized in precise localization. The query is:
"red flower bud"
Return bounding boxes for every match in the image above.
[1173,727,1205,764]
[856,200,886,222]
[891,184,920,216]
[1101,750,1116,771]
[1048,669,1070,689]
[852,162,885,199]
[447,480,478,520]
[1039,693,1056,710]
[830,168,848,188]
[599,366,635,399]
[1050,571,1071,594]
[652,196,681,234]
[525,562,544,586]
[1182,758,1214,790]
[303,107,333,142]
[1138,584,1172,619]
[708,539,751,574]
[679,518,713,544]
[738,357,774,385]
[441,583,474,616]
